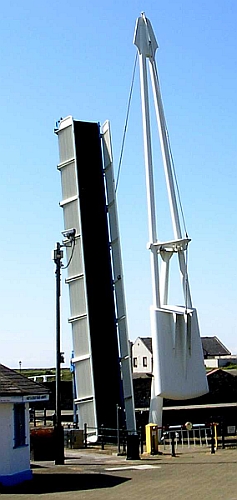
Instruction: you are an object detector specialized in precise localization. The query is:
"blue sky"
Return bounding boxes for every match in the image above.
[1,0,237,368]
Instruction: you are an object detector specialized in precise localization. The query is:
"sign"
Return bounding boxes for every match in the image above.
[23,394,49,402]
[227,426,236,435]
[185,421,193,431]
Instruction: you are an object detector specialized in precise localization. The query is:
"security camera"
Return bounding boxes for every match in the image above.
[61,228,76,240]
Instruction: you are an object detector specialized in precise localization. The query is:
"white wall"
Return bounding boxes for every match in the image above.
[132,338,153,373]
[204,357,237,368]
[0,403,30,476]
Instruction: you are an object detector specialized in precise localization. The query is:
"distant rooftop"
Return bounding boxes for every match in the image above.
[201,336,231,357]
[133,336,231,358]
[140,337,153,353]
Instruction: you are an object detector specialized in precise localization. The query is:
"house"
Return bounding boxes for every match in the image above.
[0,364,49,487]
[132,337,153,373]
[202,336,231,357]
[132,336,236,372]
[201,336,237,368]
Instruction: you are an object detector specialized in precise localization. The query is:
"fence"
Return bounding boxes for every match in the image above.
[161,423,237,455]
[161,425,212,454]
[29,408,73,427]
[29,410,141,457]
[83,423,134,453]
[29,409,237,455]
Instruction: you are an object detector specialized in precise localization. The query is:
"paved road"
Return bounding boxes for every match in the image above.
[1,446,237,499]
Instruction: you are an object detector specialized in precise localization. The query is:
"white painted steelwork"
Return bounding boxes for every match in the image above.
[101,120,136,433]
[56,117,136,438]
[134,13,208,421]
[56,116,97,440]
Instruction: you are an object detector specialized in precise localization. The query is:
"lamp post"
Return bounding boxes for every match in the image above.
[52,229,76,465]
[116,404,121,454]
[53,242,64,465]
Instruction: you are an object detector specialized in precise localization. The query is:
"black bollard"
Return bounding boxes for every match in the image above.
[211,423,215,454]
[171,432,176,457]
[100,424,105,450]
[139,426,144,455]
[84,423,87,448]
[127,433,140,460]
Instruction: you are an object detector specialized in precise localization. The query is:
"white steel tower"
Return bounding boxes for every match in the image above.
[134,13,208,425]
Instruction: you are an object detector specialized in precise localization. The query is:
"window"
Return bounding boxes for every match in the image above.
[133,357,138,368]
[143,357,147,367]
[14,404,26,447]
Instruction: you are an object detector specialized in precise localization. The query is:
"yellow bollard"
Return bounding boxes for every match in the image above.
[145,423,158,454]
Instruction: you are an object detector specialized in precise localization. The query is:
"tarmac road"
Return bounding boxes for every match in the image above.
[1,446,237,499]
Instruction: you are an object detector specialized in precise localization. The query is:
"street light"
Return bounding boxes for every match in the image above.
[52,229,76,465]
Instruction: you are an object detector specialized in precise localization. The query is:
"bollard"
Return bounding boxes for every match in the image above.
[171,432,176,457]
[100,424,105,450]
[127,433,140,460]
[139,426,144,455]
[221,421,225,449]
[151,434,156,455]
[145,423,158,454]
[84,423,87,448]
[211,423,215,454]
[116,404,121,454]
[122,426,126,454]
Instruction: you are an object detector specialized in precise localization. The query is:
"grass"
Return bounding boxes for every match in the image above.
[16,368,72,381]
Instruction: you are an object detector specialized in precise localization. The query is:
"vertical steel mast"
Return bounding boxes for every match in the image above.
[134,12,192,310]
[134,13,208,425]
[134,14,160,312]
[133,13,163,427]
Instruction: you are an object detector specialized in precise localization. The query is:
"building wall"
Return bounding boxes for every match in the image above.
[132,339,152,373]
[204,357,237,368]
[0,402,31,484]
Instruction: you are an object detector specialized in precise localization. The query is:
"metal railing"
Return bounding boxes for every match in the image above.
[160,422,237,455]
[29,408,73,427]
[161,424,211,453]
[29,409,237,456]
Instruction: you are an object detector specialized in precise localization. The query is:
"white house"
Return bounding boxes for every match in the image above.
[132,336,235,373]
[0,364,49,487]
[132,337,153,374]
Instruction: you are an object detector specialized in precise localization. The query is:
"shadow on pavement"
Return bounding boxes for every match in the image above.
[0,473,131,494]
